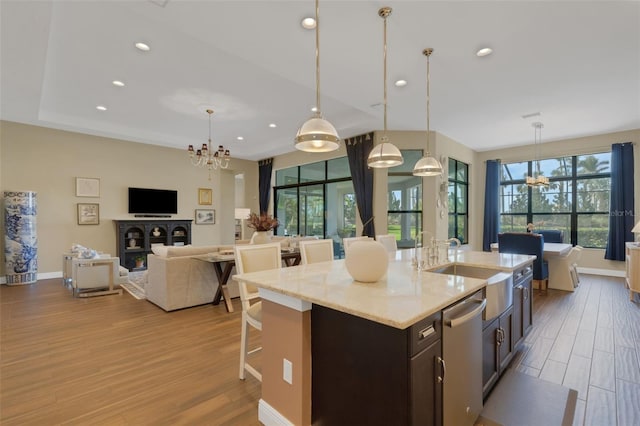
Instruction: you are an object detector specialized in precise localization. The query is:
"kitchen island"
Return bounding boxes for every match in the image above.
[233,249,535,426]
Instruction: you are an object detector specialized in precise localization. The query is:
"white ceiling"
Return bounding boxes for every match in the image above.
[1,0,639,161]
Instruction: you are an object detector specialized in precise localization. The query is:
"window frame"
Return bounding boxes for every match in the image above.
[274,159,353,239]
[387,150,423,247]
[448,158,469,245]
[499,153,611,248]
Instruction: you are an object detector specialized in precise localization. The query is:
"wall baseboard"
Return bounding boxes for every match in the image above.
[1,271,63,285]
[578,267,625,278]
[258,399,294,426]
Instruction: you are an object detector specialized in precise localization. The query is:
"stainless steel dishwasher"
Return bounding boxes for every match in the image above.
[442,290,486,426]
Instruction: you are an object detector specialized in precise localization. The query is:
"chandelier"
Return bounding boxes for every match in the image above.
[526,122,549,187]
[187,109,231,179]
[367,7,403,168]
[294,0,340,152]
[413,48,443,176]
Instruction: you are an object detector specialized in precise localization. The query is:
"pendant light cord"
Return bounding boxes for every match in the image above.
[383,12,388,134]
[315,0,321,114]
[425,49,431,155]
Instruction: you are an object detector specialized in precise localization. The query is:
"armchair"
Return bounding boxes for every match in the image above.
[498,232,549,293]
[68,256,127,297]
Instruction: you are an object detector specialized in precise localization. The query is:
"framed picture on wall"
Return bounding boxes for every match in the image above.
[75,177,100,197]
[195,209,215,225]
[198,188,212,205]
[77,203,100,225]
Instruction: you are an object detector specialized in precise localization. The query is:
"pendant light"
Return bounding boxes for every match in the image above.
[367,7,403,168]
[526,122,549,187]
[413,48,443,176]
[294,0,340,152]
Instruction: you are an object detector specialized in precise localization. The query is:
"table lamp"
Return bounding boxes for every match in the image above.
[633,221,640,243]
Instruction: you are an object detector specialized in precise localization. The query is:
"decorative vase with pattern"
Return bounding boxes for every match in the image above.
[4,191,38,285]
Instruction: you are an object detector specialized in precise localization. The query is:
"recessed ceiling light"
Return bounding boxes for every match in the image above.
[237,136,244,141]
[311,106,318,112]
[112,80,125,87]
[269,123,277,128]
[301,17,316,29]
[476,47,493,57]
[395,79,407,87]
[135,42,150,52]
[96,105,107,111]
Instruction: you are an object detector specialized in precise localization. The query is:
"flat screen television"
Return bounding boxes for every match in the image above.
[128,187,178,216]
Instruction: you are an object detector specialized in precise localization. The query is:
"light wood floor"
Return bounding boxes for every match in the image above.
[0,280,262,425]
[514,274,640,426]
[1,274,638,425]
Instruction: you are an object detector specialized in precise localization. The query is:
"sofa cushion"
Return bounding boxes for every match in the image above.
[163,245,223,258]
[151,245,169,257]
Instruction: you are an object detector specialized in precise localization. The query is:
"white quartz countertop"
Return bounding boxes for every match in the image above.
[232,249,535,329]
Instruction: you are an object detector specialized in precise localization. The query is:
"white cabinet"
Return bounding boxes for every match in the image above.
[626,242,640,301]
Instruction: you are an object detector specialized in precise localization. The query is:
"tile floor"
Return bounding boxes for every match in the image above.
[512,274,640,426]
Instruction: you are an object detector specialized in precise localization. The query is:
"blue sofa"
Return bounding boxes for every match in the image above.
[535,229,564,243]
[498,232,549,293]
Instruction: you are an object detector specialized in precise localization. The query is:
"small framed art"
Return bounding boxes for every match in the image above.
[195,209,215,225]
[198,188,212,205]
[77,203,100,225]
[75,177,100,197]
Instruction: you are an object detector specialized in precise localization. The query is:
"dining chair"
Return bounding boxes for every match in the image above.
[233,242,282,382]
[535,229,564,243]
[568,245,583,287]
[299,238,334,264]
[376,234,398,252]
[342,236,372,254]
[498,232,549,294]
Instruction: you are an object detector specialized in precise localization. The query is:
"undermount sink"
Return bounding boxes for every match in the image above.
[431,264,513,321]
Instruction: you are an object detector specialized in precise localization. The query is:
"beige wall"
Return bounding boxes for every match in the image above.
[475,129,640,273]
[0,121,259,278]
[4,120,636,278]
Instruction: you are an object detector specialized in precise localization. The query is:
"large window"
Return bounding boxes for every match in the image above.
[388,151,423,248]
[500,153,611,248]
[448,158,469,244]
[274,157,355,244]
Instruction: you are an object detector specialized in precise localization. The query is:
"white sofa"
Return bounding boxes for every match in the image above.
[147,245,233,311]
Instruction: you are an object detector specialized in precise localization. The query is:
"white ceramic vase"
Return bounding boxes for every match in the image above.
[251,231,271,245]
[345,240,389,283]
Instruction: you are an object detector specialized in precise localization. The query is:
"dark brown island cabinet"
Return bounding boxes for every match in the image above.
[311,306,443,426]
[114,219,192,271]
[482,264,533,399]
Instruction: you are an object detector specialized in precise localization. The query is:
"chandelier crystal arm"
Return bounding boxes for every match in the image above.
[187,108,231,179]
[526,122,548,187]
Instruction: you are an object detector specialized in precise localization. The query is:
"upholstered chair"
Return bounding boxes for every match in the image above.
[535,229,564,243]
[233,242,282,382]
[299,239,334,264]
[376,234,398,252]
[498,232,549,293]
[342,236,373,254]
